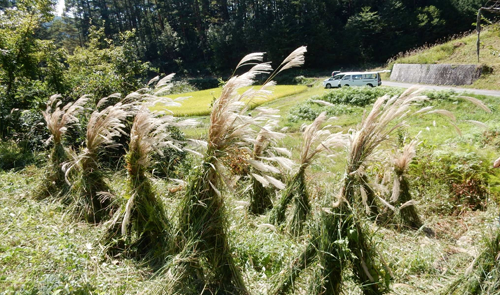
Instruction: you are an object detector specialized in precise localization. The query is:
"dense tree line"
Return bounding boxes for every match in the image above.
[62,0,484,73]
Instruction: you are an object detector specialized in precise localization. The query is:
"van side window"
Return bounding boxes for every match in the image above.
[353,75,362,80]
[343,75,350,80]
[363,74,375,79]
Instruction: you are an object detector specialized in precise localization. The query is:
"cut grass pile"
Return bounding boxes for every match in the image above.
[152,85,307,116]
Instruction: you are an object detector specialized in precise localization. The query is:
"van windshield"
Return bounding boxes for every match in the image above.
[333,74,344,80]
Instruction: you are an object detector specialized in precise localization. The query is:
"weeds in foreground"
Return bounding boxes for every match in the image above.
[35,94,89,200]
[445,228,500,295]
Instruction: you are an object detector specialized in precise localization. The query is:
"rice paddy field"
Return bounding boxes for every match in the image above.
[1,76,500,294]
[152,85,308,116]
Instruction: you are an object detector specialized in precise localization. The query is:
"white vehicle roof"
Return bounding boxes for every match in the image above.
[338,71,378,75]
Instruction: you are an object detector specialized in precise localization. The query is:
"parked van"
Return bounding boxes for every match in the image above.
[338,72,381,87]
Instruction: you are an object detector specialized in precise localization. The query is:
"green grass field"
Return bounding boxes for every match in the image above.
[151,85,307,116]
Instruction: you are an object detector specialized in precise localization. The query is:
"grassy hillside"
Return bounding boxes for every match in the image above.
[386,26,500,90]
[2,85,500,294]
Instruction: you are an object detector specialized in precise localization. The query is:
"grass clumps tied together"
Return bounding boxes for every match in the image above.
[248,116,295,215]
[378,139,424,230]
[172,46,307,294]
[65,94,133,223]
[103,83,197,266]
[35,94,89,200]
[270,112,346,236]
[273,87,445,295]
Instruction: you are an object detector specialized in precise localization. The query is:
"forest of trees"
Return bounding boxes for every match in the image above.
[57,0,487,73]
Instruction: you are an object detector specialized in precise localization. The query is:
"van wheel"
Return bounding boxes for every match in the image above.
[367,83,374,87]
[325,84,331,89]
[344,84,350,87]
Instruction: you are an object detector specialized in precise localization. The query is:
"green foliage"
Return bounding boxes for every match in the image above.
[288,87,403,122]
[410,149,495,215]
[0,0,57,137]
[0,141,37,171]
[320,87,403,107]
[65,27,151,101]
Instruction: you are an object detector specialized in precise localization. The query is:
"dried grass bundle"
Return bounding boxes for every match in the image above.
[35,94,89,200]
[385,140,424,230]
[248,116,292,214]
[269,112,346,236]
[174,47,307,294]
[272,88,437,295]
[102,100,193,266]
[66,95,132,223]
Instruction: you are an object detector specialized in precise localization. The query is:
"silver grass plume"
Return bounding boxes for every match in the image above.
[66,95,134,223]
[43,94,89,145]
[269,111,346,235]
[35,94,90,200]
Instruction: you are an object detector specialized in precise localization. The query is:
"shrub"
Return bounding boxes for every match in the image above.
[320,86,403,107]
[288,101,359,122]
[410,150,493,215]
[0,141,36,171]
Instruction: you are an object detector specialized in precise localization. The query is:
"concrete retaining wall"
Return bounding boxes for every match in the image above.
[390,64,482,85]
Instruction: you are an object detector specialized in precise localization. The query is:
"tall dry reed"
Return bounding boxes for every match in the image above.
[35,94,89,200]
[66,95,132,223]
[173,47,307,294]
[103,81,196,267]
[269,112,346,236]
[248,116,293,214]
[273,87,437,295]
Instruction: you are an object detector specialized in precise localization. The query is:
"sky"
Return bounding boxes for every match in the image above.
[55,0,65,16]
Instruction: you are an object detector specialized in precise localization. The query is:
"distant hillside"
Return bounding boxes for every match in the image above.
[386,26,500,90]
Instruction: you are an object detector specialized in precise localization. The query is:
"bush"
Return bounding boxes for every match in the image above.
[410,149,495,215]
[320,86,403,107]
[0,141,38,171]
[14,109,50,152]
[288,99,361,122]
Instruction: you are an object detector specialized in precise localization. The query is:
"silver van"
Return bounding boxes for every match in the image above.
[338,72,381,87]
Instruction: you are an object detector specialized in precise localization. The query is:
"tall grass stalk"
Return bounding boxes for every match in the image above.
[66,95,132,223]
[248,117,292,215]
[103,94,194,266]
[173,47,307,294]
[269,112,346,236]
[35,94,89,200]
